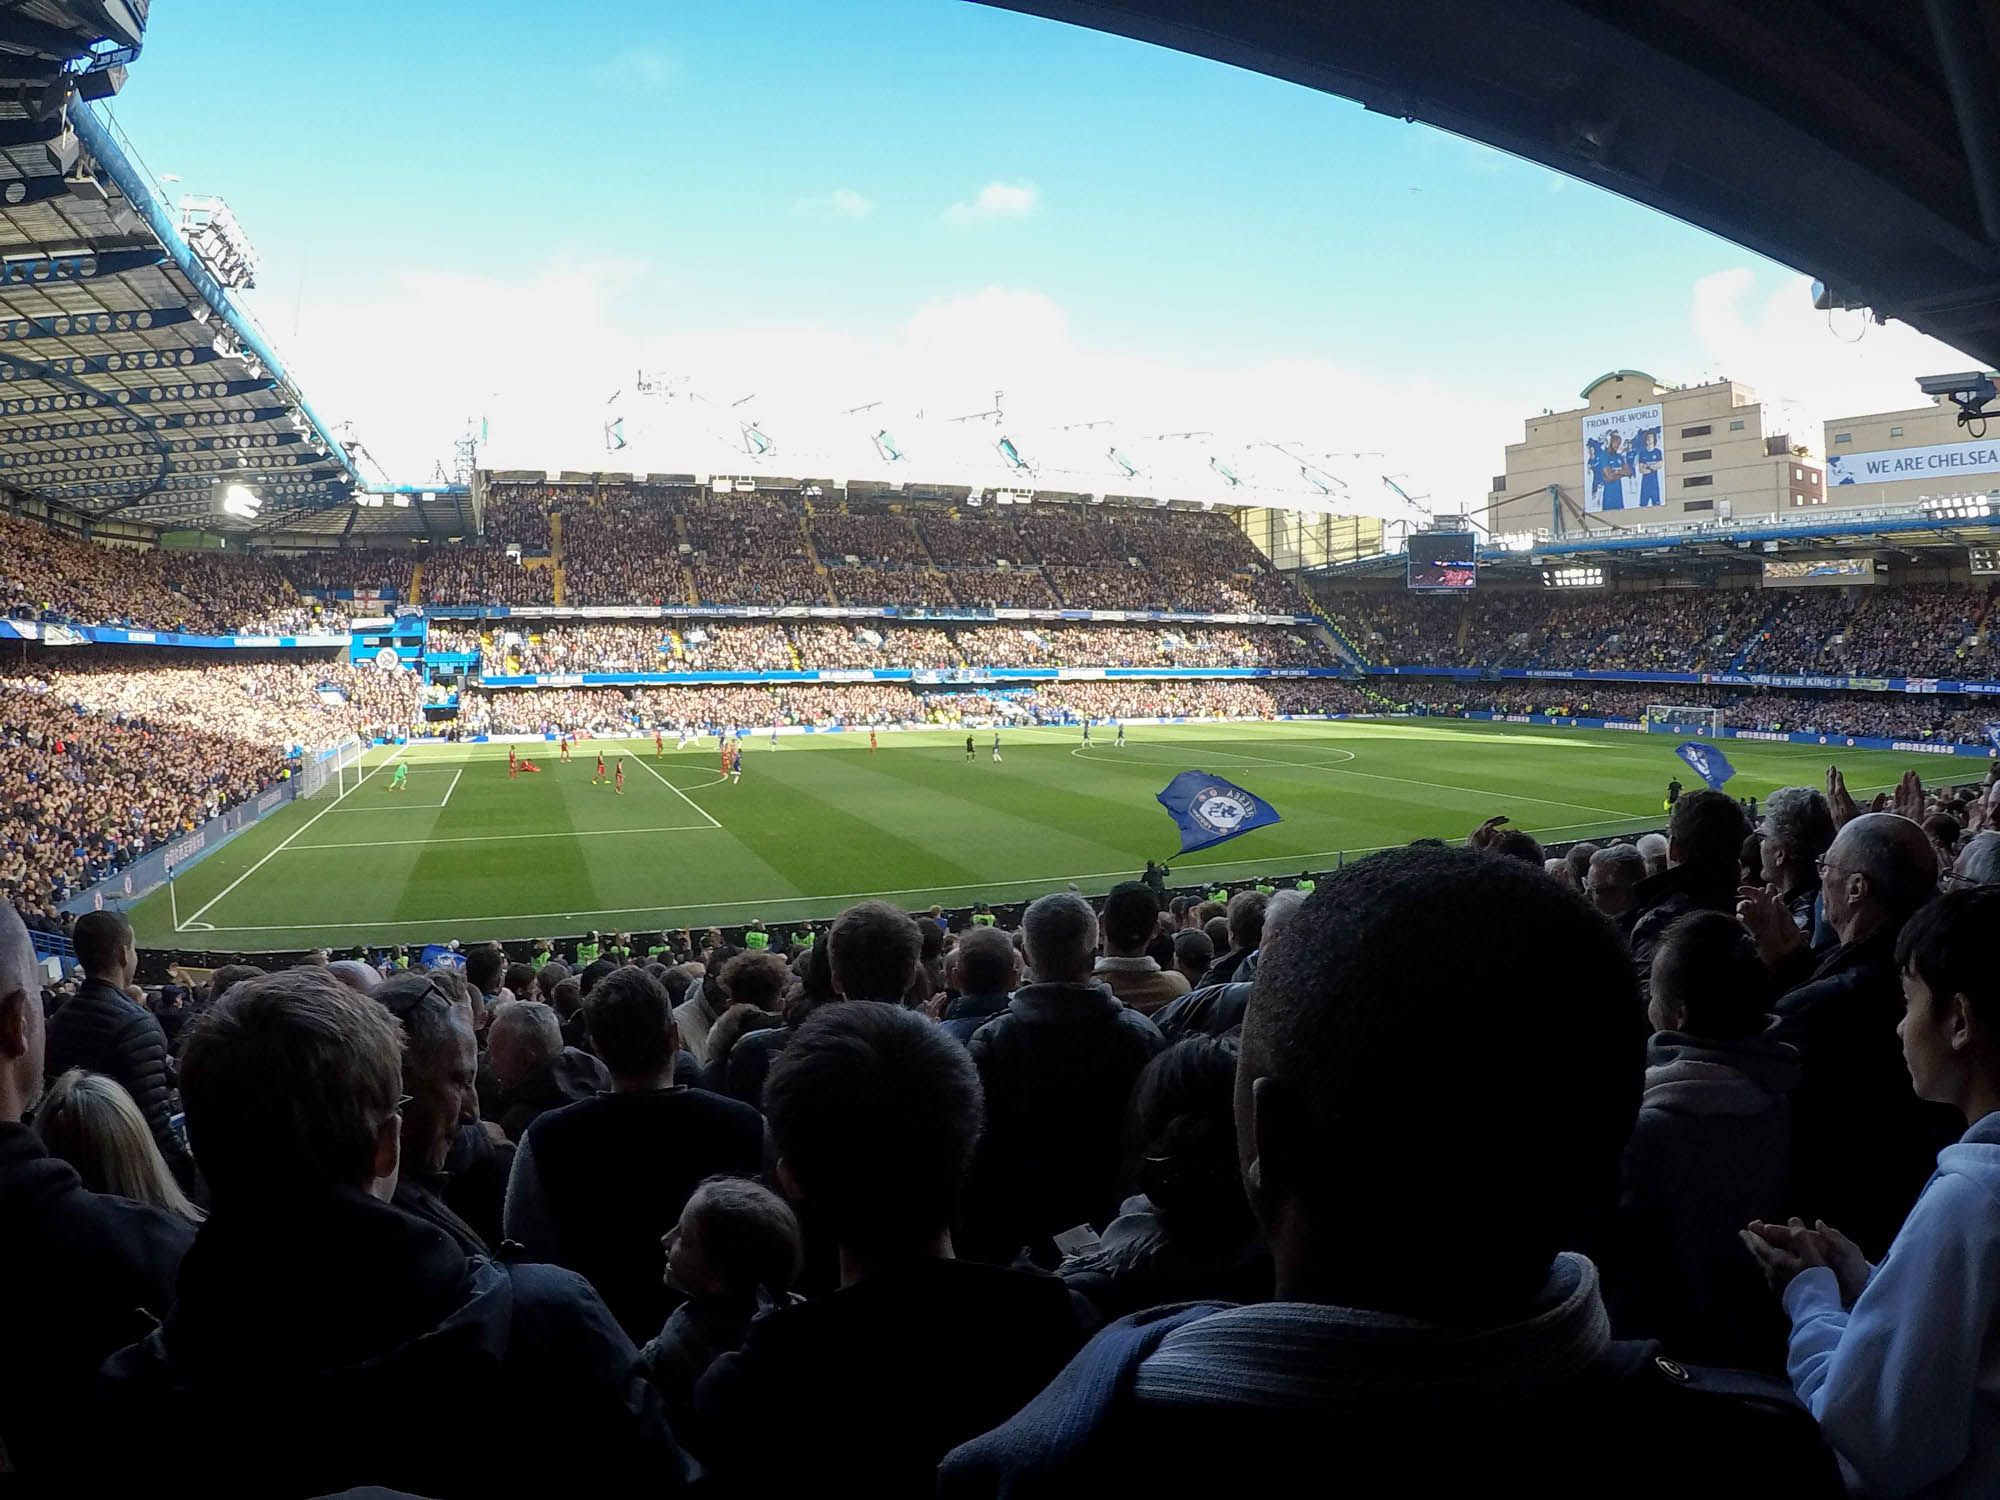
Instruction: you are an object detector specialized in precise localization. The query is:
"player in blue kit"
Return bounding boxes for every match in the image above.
[1633,427,1664,508]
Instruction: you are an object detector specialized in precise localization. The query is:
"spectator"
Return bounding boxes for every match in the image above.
[1742,813,1963,1257]
[44,909,196,1193]
[639,1174,802,1433]
[94,967,692,1494]
[1564,841,1600,890]
[1744,886,2000,1497]
[727,901,921,1106]
[1170,927,1213,988]
[505,966,767,1343]
[1949,830,2000,888]
[1057,1038,1270,1322]
[377,972,493,1257]
[505,960,540,1004]
[1606,913,1795,1372]
[1195,889,1268,988]
[1585,843,1647,929]
[1092,881,1190,1016]
[1151,891,1307,1041]
[695,1002,1091,1495]
[1637,832,1669,878]
[0,906,191,1478]
[964,892,1167,1265]
[941,845,1837,1495]
[1759,786,1836,936]
[487,998,611,1143]
[33,1068,204,1224]
[1628,790,1752,999]
[939,923,1020,1046]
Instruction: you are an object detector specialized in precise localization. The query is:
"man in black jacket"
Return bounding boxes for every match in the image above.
[376,971,497,1257]
[1627,790,1751,998]
[0,906,191,1479]
[941,847,1840,1498]
[92,967,691,1496]
[1742,812,1962,1258]
[45,909,196,1192]
[1757,786,1835,941]
[939,924,1019,1046]
[696,1002,1090,1497]
[964,892,1165,1265]
[505,965,766,1343]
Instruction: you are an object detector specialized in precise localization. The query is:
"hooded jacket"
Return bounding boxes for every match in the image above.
[1627,862,1742,1000]
[93,1185,691,1497]
[1781,1110,2000,1499]
[941,1254,1839,1498]
[1608,1029,1798,1371]
[0,1122,191,1476]
[495,1046,611,1143]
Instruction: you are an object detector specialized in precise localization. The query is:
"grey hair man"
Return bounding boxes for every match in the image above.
[1759,786,1837,933]
[964,893,1166,1265]
[487,998,610,1144]
[1744,813,1961,1258]
[1586,844,1648,927]
[1636,832,1669,879]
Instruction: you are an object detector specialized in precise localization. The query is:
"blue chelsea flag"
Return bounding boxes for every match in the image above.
[1157,771,1283,855]
[1675,741,1736,790]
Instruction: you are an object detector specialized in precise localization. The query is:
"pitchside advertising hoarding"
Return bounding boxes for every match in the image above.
[1826,436,2000,487]
[1582,402,1666,511]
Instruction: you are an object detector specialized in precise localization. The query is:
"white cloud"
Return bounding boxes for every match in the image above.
[1687,268,1976,445]
[942,181,1038,227]
[796,187,875,219]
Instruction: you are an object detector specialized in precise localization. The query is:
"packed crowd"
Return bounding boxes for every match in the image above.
[276,547,416,601]
[492,625,797,676]
[464,683,930,735]
[808,511,930,566]
[558,490,688,607]
[420,547,555,608]
[1,680,287,924]
[1324,583,1999,679]
[1368,678,2000,745]
[16,755,2000,1492]
[824,565,962,609]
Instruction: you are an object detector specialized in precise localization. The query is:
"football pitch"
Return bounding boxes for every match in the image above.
[128,720,1956,950]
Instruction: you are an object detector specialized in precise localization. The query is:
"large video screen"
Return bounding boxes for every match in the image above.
[1407,532,1477,592]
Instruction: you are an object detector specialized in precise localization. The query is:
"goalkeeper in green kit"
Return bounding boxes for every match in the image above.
[388,762,409,793]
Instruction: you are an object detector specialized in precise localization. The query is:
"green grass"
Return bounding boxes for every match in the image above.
[126,720,1956,949]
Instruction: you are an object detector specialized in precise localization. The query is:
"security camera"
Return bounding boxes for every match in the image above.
[1915,372,1995,400]
[1916,372,1997,433]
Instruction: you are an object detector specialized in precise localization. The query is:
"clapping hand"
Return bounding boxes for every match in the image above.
[1892,769,1925,824]
[1825,765,1859,829]
[1469,814,1509,849]
[1740,1217,1828,1295]
[1736,883,1805,968]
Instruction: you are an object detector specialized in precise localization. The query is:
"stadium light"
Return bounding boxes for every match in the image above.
[1492,531,1539,552]
[1541,565,1604,588]
[218,482,260,519]
[1921,493,1996,518]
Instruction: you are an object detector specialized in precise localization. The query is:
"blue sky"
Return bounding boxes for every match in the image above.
[102,0,1972,506]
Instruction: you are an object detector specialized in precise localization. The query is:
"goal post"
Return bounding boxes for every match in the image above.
[1646,704,1725,737]
[298,736,367,802]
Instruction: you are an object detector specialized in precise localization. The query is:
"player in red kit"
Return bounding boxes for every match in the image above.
[508,745,518,780]
[615,759,625,795]
[594,751,607,786]
[559,734,571,763]
[655,728,664,758]
[869,728,878,754]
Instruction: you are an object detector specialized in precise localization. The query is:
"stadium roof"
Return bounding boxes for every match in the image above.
[1309,493,2000,582]
[980,0,2000,370]
[0,3,451,534]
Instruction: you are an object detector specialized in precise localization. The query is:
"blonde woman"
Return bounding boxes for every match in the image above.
[34,1069,203,1223]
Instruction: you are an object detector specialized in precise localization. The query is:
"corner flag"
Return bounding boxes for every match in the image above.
[1156,771,1282,855]
[1675,741,1736,790]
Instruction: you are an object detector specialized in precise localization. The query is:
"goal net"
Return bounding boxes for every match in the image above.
[1645,704,1724,737]
[297,736,368,802]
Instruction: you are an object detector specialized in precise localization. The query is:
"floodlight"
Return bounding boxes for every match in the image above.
[218,482,260,519]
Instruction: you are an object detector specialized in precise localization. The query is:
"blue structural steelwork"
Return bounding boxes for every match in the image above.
[66,103,362,496]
